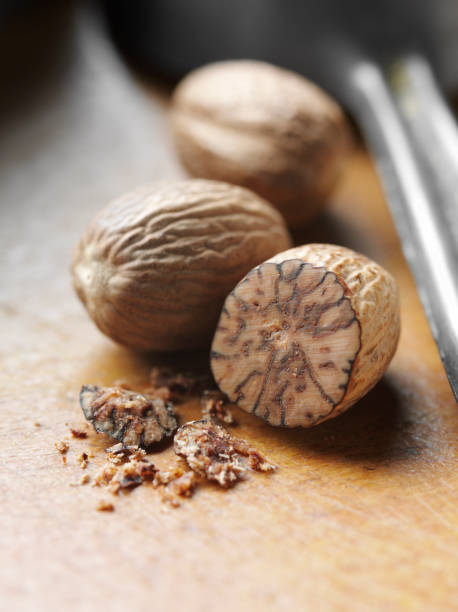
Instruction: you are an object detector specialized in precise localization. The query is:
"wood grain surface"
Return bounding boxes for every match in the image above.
[1,4,457,611]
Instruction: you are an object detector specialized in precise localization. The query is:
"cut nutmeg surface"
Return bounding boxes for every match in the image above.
[80,385,177,448]
[211,244,400,427]
[72,179,291,351]
[171,60,352,227]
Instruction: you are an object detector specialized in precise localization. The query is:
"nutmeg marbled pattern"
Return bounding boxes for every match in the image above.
[211,244,400,427]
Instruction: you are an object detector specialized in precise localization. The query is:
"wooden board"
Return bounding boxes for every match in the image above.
[1,5,457,611]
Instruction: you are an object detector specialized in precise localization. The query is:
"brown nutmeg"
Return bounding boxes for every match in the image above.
[171,61,352,227]
[211,244,400,427]
[72,180,292,351]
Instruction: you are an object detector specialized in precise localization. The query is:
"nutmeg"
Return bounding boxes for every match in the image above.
[171,61,352,227]
[211,244,400,427]
[72,180,292,351]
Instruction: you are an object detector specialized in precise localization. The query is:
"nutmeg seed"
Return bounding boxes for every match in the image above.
[171,60,352,227]
[211,244,400,427]
[72,180,292,351]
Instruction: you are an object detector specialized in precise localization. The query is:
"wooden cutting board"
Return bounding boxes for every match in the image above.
[1,5,457,611]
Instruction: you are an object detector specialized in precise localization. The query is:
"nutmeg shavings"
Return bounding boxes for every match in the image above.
[64,378,277,511]
[90,444,196,506]
[109,458,158,495]
[152,462,186,487]
[106,442,132,455]
[55,440,69,463]
[77,452,89,469]
[161,471,198,507]
[69,473,91,487]
[247,449,277,473]
[105,443,146,465]
[168,471,197,496]
[92,446,158,493]
[70,427,88,439]
[55,440,69,454]
[96,499,114,512]
[93,463,118,487]
[149,367,211,401]
[174,419,277,488]
[201,390,235,425]
[79,385,177,448]
[80,473,90,485]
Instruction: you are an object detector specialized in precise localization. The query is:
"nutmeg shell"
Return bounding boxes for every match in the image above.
[72,179,292,351]
[171,61,352,227]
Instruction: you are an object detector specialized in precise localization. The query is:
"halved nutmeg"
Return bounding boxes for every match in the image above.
[211,244,400,427]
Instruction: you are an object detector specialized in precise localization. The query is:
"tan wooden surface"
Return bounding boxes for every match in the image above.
[1,5,457,611]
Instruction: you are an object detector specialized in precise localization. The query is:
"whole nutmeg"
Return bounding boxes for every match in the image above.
[171,60,351,227]
[72,180,292,351]
[211,244,400,427]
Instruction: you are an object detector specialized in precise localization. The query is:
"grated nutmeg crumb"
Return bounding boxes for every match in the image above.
[201,390,235,425]
[78,452,89,469]
[55,440,69,454]
[93,464,117,487]
[110,459,158,493]
[174,419,277,487]
[80,473,90,485]
[96,499,115,512]
[161,471,198,507]
[247,449,277,473]
[70,427,88,439]
[174,419,247,487]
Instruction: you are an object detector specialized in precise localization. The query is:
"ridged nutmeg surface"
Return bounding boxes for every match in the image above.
[211,244,400,427]
[171,60,351,227]
[72,180,292,351]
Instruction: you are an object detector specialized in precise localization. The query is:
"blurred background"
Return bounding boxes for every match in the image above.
[1,0,457,296]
